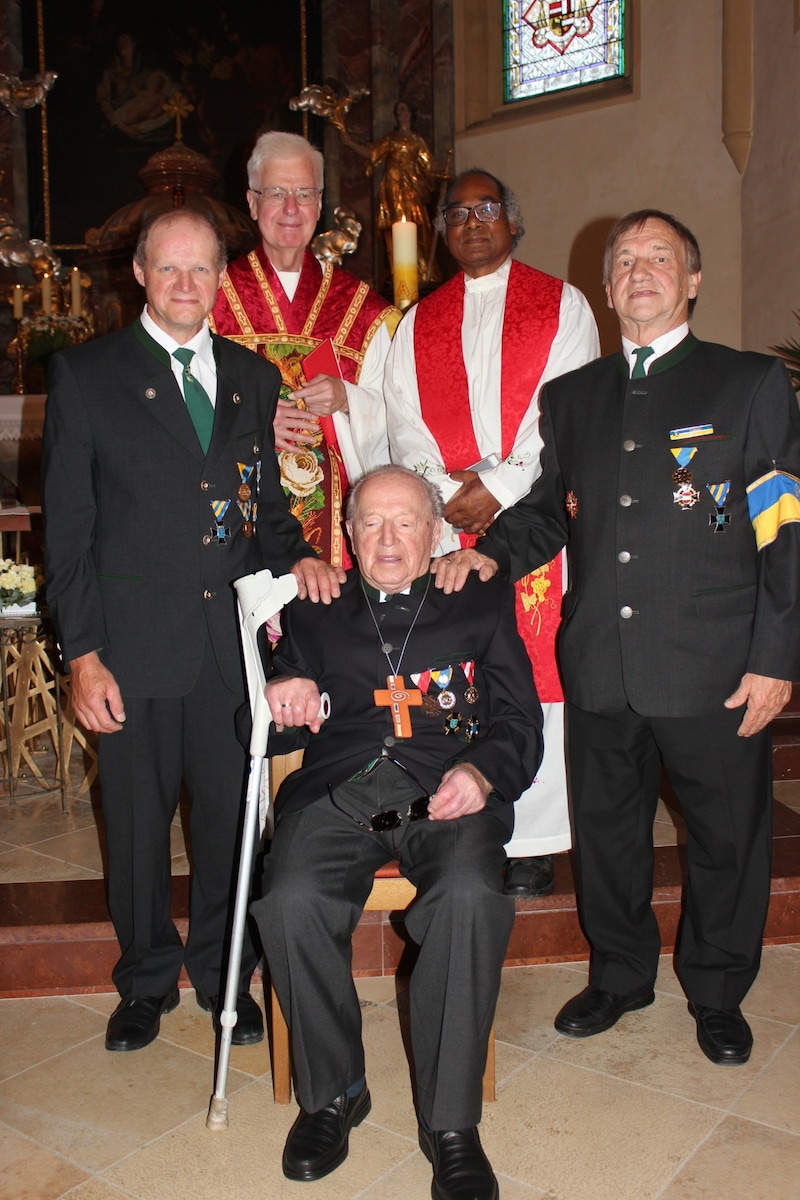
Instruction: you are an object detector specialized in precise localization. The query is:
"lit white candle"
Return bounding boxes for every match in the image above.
[12,284,23,319]
[70,266,81,317]
[391,218,418,310]
[40,273,52,313]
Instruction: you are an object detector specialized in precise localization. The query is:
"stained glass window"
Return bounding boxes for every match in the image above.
[504,1,626,104]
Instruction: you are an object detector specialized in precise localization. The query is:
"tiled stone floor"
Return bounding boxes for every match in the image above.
[2,767,799,1198]
[0,950,798,1200]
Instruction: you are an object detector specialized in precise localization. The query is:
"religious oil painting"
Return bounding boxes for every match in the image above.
[504,0,626,104]
[22,0,320,247]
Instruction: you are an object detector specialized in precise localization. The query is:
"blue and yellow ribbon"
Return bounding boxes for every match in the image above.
[747,470,800,550]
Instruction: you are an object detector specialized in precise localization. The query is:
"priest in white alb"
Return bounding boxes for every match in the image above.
[384,167,599,897]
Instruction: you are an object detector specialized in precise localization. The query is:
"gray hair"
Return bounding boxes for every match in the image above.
[346,465,445,524]
[603,208,702,315]
[435,167,525,251]
[247,131,325,191]
[134,209,227,271]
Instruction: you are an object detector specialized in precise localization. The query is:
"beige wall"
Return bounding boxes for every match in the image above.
[454,1,743,354]
[742,1,800,354]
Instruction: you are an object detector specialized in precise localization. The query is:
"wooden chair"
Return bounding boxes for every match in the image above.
[266,751,496,1106]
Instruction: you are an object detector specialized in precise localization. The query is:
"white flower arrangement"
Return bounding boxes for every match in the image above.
[0,558,39,612]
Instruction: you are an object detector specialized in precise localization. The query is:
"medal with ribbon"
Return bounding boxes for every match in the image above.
[671,446,700,509]
[209,498,232,544]
[237,461,256,538]
[410,669,440,717]
[461,660,479,705]
[430,666,456,710]
[706,480,731,531]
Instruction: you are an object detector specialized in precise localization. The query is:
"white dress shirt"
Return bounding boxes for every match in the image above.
[622,323,690,376]
[141,307,218,406]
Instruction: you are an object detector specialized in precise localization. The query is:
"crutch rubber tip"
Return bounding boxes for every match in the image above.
[206,1096,229,1130]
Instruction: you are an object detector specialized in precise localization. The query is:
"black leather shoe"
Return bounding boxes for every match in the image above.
[105,987,180,1051]
[555,984,655,1037]
[419,1125,498,1200]
[689,1002,753,1065]
[503,855,554,897]
[282,1084,371,1181]
[195,990,264,1045]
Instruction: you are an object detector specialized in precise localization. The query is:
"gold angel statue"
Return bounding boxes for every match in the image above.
[342,100,440,281]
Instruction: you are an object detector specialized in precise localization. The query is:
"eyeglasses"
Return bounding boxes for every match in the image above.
[327,756,430,833]
[250,186,322,206]
[442,201,503,227]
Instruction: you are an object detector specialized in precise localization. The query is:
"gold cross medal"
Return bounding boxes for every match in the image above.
[374,674,423,738]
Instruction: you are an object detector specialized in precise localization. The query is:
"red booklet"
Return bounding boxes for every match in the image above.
[302,337,342,381]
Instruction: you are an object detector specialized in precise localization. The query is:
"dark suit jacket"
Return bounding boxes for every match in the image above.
[42,321,313,698]
[268,571,543,839]
[481,336,800,717]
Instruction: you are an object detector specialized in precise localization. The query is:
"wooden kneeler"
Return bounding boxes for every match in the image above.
[267,753,496,1106]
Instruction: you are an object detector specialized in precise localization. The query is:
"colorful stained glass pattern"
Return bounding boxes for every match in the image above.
[504,1,626,103]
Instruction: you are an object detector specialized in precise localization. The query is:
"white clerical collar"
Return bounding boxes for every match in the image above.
[622,323,689,373]
[275,269,301,302]
[140,307,215,369]
[463,255,512,294]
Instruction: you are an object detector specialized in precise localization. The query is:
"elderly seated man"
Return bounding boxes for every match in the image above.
[251,465,542,1200]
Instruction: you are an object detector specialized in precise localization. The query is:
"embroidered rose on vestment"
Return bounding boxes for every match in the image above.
[279,449,324,498]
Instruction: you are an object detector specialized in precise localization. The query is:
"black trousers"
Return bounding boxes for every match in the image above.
[567,702,772,1009]
[98,643,257,997]
[252,798,513,1130]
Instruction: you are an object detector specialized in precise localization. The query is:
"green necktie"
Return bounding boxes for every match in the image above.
[173,347,214,453]
[630,345,655,378]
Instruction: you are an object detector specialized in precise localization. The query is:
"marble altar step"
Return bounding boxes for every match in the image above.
[2,799,799,998]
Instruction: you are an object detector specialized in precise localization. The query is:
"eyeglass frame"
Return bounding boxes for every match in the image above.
[440,200,504,227]
[327,756,430,833]
[249,185,323,206]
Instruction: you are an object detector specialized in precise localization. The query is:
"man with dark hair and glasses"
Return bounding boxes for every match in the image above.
[385,168,598,905]
[251,465,542,1199]
[212,131,400,573]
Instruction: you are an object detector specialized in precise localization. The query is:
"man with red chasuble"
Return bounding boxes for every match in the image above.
[385,168,599,897]
[211,132,400,569]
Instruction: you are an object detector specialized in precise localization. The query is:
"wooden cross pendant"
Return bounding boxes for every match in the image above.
[373,674,423,738]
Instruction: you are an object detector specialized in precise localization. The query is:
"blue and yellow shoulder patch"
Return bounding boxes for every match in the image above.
[747,470,800,549]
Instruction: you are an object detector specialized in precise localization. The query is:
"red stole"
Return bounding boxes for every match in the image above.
[211,249,395,570]
[412,260,565,701]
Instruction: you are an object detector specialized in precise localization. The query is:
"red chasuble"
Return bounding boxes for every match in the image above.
[211,247,397,568]
[413,261,565,701]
